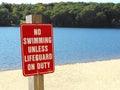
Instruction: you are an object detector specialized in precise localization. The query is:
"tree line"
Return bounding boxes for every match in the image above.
[0,2,120,28]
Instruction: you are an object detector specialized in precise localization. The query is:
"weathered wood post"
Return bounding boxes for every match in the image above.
[21,14,54,90]
[26,15,44,90]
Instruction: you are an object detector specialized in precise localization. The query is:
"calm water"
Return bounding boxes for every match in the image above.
[0,27,120,70]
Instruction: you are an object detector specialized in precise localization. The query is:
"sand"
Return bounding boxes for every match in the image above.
[0,59,120,90]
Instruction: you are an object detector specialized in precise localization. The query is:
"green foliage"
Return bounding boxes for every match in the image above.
[0,2,120,28]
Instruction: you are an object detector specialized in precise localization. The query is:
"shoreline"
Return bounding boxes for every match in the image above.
[1,58,120,72]
[0,59,120,90]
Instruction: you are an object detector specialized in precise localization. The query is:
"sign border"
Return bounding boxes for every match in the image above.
[20,23,55,76]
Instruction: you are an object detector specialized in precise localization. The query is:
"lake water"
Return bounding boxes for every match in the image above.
[0,27,120,70]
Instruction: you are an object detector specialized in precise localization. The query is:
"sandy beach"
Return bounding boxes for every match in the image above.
[0,59,120,90]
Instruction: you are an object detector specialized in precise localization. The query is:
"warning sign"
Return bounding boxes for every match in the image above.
[20,24,54,76]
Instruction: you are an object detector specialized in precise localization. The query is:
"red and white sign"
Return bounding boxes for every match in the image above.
[20,24,54,76]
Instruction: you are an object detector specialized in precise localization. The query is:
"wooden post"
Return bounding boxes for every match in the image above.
[26,15,44,90]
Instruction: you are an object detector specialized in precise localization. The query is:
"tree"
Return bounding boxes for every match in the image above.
[0,2,120,27]
[0,8,11,26]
